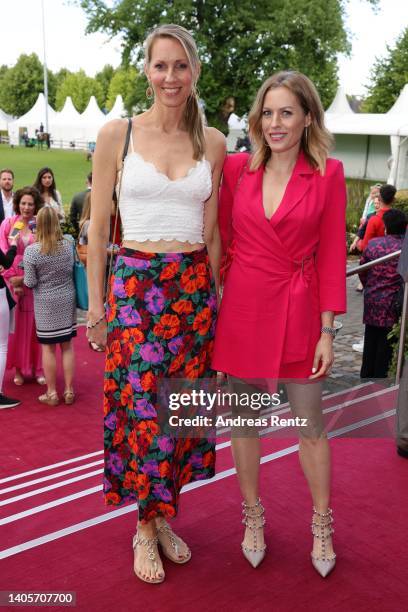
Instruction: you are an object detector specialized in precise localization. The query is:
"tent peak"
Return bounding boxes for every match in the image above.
[326,87,354,114]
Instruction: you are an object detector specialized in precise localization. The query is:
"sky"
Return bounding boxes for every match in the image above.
[1,0,408,98]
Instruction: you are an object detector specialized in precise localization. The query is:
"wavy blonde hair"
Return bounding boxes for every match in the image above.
[79,191,91,231]
[248,71,333,175]
[144,24,205,160]
[36,206,63,255]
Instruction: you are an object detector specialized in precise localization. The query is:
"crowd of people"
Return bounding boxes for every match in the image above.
[348,181,407,376]
[0,166,95,409]
[0,22,407,587]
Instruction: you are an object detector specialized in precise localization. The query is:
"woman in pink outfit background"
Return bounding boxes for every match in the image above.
[212,71,346,577]
[0,187,44,385]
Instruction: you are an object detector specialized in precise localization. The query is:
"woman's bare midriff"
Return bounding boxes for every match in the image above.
[122,239,205,253]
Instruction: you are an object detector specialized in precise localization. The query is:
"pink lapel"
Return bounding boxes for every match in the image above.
[268,150,315,226]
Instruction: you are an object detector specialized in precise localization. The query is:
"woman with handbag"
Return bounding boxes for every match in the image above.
[86,24,225,584]
[23,206,77,406]
[212,71,347,577]
[0,187,44,385]
[0,233,21,408]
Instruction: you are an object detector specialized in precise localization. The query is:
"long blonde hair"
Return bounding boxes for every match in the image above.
[36,206,63,255]
[79,191,91,232]
[248,71,334,174]
[144,24,205,160]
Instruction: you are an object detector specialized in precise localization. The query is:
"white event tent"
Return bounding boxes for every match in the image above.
[325,84,408,189]
[7,93,58,145]
[78,96,106,143]
[105,95,126,121]
[51,96,82,145]
[6,94,130,148]
[0,108,14,132]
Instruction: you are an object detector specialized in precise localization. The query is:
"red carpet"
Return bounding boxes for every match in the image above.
[0,328,407,611]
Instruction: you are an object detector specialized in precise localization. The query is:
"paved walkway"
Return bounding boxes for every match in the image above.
[333,258,364,381]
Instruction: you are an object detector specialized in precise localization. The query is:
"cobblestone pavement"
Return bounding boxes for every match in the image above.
[76,258,366,390]
[332,258,365,383]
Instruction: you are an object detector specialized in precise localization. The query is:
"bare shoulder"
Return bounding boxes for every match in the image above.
[97,118,129,146]
[204,126,226,163]
[205,126,226,149]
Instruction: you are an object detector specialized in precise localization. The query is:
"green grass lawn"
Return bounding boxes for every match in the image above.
[0,144,91,213]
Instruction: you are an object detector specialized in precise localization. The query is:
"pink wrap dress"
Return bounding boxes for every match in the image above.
[0,215,42,378]
[212,151,347,380]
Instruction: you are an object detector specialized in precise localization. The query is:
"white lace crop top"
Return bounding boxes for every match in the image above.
[118,132,213,243]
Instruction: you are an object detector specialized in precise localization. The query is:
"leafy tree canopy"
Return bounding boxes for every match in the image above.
[106,65,146,114]
[95,64,116,104]
[0,54,56,116]
[78,0,378,131]
[362,27,408,113]
[55,69,105,112]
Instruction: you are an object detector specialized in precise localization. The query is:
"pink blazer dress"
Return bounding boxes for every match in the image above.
[212,150,347,380]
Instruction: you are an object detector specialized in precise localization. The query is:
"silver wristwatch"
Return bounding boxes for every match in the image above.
[321,326,338,338]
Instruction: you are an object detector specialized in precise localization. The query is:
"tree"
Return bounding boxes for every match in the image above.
[362,27,408,113]
[55,70,105,112]
[106,66,146,113]
[95,64,115,106]
[0,54,56,116]
[78,0,378,132]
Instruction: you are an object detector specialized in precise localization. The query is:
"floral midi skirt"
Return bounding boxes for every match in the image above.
[103,247,217,522]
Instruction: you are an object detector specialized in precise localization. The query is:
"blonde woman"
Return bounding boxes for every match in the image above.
[23,207,76,406]
[77,191,91,266]
[213,71,347,577]
[86,24,225,584]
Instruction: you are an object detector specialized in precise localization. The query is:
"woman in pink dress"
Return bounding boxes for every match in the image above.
[212,71,346,577]
[0,187,44,385]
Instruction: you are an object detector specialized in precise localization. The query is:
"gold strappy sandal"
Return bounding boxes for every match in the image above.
[132,533,165,584]
[156,522,191,564]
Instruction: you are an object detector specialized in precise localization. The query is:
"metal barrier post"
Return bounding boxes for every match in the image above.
[396,281,408,384]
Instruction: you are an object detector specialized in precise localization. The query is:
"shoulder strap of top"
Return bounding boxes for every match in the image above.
[122,118,132,161]
[129,126,134,154]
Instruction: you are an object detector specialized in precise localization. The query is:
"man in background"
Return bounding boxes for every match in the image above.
[0,168,15,224]
[69,172,92,234]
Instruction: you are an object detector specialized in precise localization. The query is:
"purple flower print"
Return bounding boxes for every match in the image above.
[157,436,175,453]
[189,453,203,469]
[118,305,142,326]
[139,342,164,364]
[133,398,157,418]
[122,256,151,270]
[145,285,165,315]
[128,371,143,392]
[206,294,217,311]
[104,412,117,431]
[113,277,127,298]
[211,318,216,336]
[152,483,172,502]
[107,452,123,475]
[168,335,183,355]
[103,476,112,492]
[141,460,160,477]
[163,253,182,263]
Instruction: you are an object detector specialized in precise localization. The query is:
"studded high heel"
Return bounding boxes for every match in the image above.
[310,507,336,578]
[241,498,266,568]
[132,532,165,584]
